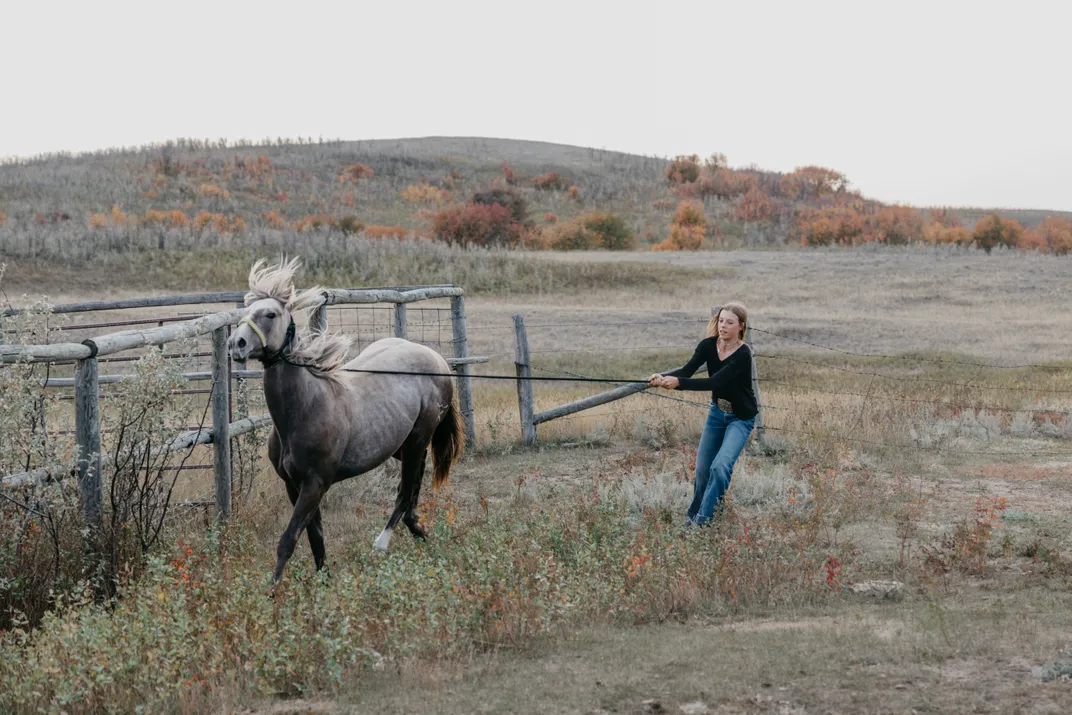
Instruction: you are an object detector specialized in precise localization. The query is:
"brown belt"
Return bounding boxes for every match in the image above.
[716,398,733,413]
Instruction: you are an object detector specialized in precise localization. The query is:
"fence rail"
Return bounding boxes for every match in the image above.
[0,284,458,318]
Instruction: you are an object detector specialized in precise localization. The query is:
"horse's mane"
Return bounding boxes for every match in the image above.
[245,257,352,377]
[245,257,301,306]
[288,329,351,377]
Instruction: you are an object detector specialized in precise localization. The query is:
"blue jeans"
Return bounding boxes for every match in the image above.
[688,403,755,525]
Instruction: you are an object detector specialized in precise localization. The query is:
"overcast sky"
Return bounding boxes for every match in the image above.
[3,0,1069,211]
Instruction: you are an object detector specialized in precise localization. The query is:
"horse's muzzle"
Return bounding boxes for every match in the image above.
[228,334,251,363]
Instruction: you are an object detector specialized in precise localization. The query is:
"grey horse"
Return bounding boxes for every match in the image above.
[227,258,464,584]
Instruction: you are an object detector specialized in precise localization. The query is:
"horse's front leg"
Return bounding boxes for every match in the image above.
[306,508,326,571]
[273,477,327,584]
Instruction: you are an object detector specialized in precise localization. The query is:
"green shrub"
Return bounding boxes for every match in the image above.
[580,211,636,250]
[544,221,602,251]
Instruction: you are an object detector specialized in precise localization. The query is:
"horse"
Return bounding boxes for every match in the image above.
[227,258,464,584]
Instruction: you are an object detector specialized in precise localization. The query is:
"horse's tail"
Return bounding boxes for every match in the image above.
[431,396,465,489]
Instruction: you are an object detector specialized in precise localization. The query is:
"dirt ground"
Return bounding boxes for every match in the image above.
[248,604,1072,714]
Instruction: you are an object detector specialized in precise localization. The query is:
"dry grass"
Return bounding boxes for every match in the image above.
[4,247,1072,712]
[0,243,713,302]
[511,245,1072,361]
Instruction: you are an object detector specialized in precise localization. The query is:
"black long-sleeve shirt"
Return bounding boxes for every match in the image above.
[665,337,758,419]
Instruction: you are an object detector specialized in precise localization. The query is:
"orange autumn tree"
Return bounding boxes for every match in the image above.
[672,154,756,202]
[338,163,374,183]
[1021,216,1072,255]
[531,172,567,191]
[501,161,521,185]
[867,205,923,245]
[140,209,190,229]
[262,210,287,229]
[972,213,1024,253]
[781,166,848,200]
[226,154,274,185]
[680,169,757,201]
[793,206,864,246]
[654,201,706,251]
[924,210,971,245]
[665,155,701,184]
[925,223,972,245]
[400,183,451,205]
[734,188,774,222]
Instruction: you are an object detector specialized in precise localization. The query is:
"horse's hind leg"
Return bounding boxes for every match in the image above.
[401,449,429,540]
[306,508,326,571]
[374,442,428,551]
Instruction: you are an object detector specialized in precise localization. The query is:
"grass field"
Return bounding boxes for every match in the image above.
[2,245,1072,713]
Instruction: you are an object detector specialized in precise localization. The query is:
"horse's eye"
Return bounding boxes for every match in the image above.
[267,312,276,319]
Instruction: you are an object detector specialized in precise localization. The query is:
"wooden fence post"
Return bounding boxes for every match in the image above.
[747,324,765,445]
[393,303,407,339]
[75,357,102,530]
[211,327,232,520]
[513,314,536,445]
[450,295,476,448]
[230,300,247,449]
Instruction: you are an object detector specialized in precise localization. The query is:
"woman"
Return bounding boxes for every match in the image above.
[648,302,757,526]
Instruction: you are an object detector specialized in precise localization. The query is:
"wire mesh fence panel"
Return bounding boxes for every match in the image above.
[407,305,454,353]
[323,302,457,356]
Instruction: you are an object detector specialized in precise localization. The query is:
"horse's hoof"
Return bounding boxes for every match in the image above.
[373,529,392,552]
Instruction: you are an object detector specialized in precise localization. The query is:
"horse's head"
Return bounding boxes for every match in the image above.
[228,297,293,364]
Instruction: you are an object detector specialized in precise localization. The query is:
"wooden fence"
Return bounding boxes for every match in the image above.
[1,286,481,529]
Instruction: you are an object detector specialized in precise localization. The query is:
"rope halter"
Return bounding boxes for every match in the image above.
[238,316,296,368]
[239,316,268,350]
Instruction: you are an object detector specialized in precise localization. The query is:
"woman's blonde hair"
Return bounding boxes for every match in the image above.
[704,301,748,341]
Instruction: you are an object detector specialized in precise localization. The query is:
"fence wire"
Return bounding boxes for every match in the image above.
[526,361,1072,459]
